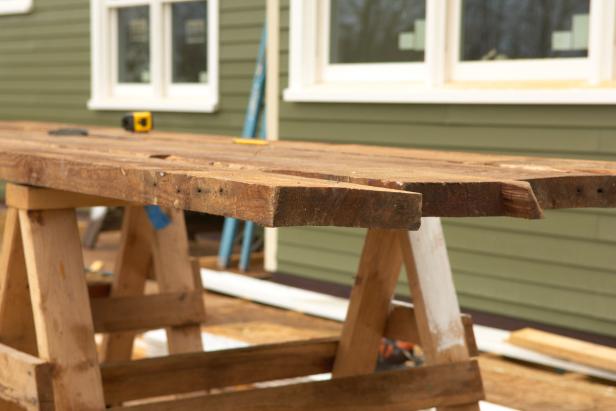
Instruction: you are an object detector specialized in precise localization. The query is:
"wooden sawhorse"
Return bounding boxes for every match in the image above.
[0,184,483,410]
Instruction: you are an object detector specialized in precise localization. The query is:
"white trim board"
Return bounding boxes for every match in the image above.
[201,268,616,383]
[285,0,616,105]
[0,0,32,15]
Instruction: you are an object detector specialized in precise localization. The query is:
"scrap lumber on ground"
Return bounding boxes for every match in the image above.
[508,328,616,373]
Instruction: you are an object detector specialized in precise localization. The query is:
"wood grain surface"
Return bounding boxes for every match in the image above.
[3,121,616,224]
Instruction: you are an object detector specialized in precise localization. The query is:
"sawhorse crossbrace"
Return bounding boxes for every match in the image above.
[0,183,484,410]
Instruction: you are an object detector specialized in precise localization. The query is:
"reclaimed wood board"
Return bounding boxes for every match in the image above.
[508,328,616,373]
[3,121,616,222]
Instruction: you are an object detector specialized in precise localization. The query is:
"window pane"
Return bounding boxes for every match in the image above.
[461,0,590,61]
[329,0,426,64]
[118,6,150,83]
[172,1,208,84]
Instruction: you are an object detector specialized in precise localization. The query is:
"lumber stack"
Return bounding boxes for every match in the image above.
[2,121,616,224]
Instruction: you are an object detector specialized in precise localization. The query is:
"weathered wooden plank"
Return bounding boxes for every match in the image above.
[0,343,54,411]
[508,328,616,373]
[0,142,422,229]
[101,337,338,404]
[3,122,616,219]
[109,360,483,411]
[91,291,205,334]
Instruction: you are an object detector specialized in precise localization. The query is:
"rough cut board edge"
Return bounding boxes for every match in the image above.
[0,154,422,229]
[507,328,616,373]
[108,360,483,411]
[0,342,54,411]
[200,268,616,382]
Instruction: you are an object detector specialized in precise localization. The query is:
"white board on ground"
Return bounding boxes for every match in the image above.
[201,268,616,382]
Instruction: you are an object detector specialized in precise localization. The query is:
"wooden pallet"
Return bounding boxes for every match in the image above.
[0,184,482,410]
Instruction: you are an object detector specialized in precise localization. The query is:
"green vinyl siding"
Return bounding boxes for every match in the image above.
[0,0,614,338]
[277,2,616,337]
[0,0,264,135]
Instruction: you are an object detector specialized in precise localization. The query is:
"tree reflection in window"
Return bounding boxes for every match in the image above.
[330,0,426,64]
[461,0,590,61]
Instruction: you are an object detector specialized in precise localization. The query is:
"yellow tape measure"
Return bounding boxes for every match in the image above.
[122,112,153,133]
[233,138,269,146]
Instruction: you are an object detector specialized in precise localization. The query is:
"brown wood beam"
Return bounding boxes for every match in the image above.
[0,342,54,411]
[109,360,483,411]
[91,291,205,334]
[101,337,338,404]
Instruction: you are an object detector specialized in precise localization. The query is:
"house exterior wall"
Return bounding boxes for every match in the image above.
[0,0,264,134]
[0,0,614,338]
[277,2,616,338]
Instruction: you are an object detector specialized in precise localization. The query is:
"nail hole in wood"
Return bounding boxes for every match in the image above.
[197,188,202,193]
[598,188,604,194]
[149,154,171,160]
[219,188,224,194]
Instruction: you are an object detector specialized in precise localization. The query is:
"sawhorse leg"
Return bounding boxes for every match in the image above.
[401,218,480,411]
[100,206,153,362]
[20,208,105,410]
[333,221,482,411]
[102,206,204,361]
[0,208,39,411]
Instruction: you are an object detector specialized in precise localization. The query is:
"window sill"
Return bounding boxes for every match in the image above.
[0,0,32,15]
[283,82,616,105]
[88,97,219,113]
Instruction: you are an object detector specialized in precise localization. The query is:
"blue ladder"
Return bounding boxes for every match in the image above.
[218,25,267,272]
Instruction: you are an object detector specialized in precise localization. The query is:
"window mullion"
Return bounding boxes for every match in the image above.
[425,0,448,87]
[589,0,616,84]
[151,0,164,98]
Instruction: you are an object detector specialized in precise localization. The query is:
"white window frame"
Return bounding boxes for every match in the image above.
[0,0,32,15]
[89,0,219,113]
[318,0,426,83]
[285,0,616,104]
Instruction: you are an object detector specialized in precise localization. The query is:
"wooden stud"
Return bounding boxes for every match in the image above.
[151,208,204,354]
[332,229,405,378]
[6,183,130,210]
[0,208,37,355]
[0,208,39,411]
[100,206,154,363]
[108,360,484,411]
[0,342,54,411]
[19,208,106,411]
[91,291,205,333]
[102,337,338,404]
[508,328,616,373]
[401,218,483,411]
